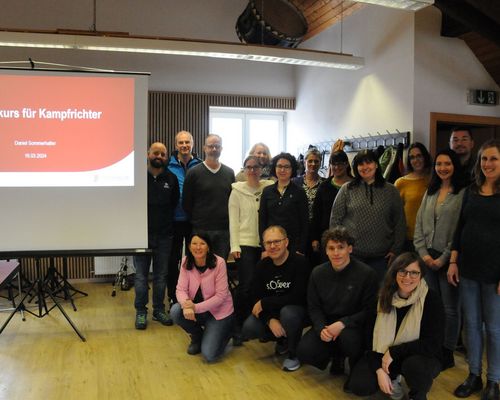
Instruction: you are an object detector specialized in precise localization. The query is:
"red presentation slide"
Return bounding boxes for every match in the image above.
[0,74,134,174]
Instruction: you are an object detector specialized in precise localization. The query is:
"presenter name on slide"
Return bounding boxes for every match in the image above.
[0,108,103,122]
[14,141,56,146]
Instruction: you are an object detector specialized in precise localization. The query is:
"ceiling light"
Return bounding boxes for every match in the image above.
[0,30,364,70]
[352,0,434,11]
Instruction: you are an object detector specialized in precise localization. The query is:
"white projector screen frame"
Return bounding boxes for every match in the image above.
[0,68,149,252]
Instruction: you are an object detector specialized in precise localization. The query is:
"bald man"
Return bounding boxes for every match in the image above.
[134,142,179,330]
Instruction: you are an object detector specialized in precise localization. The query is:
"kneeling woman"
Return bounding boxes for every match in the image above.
[171,233,234,362]
[349,253,444,400]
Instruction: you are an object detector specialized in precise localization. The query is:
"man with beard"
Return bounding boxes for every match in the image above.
[134,142,180,330]
[449,127,475,185]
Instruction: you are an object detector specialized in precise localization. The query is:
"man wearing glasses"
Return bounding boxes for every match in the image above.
[242,225,310,372]
[183,134,235,260]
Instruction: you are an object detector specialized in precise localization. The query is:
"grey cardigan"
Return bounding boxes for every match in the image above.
[413,188,464,265]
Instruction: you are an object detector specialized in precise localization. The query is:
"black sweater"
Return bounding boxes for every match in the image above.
[452,187,500,284]
[252,253,309,321]
[259,182,309,253]
[308,258,378,334]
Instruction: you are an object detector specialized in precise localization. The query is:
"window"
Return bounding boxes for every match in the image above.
[209,108,286,172]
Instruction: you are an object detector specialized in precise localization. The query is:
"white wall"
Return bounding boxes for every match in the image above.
[288,6,415,153]
[0,0,294,96]
[413,7,500,145]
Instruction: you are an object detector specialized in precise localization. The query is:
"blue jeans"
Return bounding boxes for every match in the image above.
[134,234,172,315]
[242,305,307,357]
[460,277,500,381]
[425,267,460,351]
[170,303,233,362]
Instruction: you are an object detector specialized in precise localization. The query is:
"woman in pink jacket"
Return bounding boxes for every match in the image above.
[171,232,234,362]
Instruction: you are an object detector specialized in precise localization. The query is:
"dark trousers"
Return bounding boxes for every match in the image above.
[349,353,441,400]
[167,221,192,303]
[242,305,307,357]
[233,246,261,327]
[297,326,364,370]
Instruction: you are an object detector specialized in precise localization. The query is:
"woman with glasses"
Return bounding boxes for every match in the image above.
[229,156,273,344]
[292,147,325,265]
[448,139,500,400]
[413,148,464,370]
[395,143,432,251]
[259,152,309,255]
[330,149,406,282]
[311,150,353,258]
[236,142,273,181]
[348,252,444,400]
[171,233,234,362]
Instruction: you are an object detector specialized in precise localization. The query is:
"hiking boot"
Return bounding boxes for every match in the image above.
[152,310,173,326]
[135,314,147,330]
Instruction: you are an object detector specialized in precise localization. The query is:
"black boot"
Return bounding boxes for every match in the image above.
[187,334,202,355]
[442,347,455,370]
[454,374,483,398]
[481,381,499,400]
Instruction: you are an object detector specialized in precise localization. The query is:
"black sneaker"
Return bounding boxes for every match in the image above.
[135,314,147,330]
[152,310,173,326]
[482,381,499,400]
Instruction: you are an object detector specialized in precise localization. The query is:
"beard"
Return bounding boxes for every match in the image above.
[150,158,165,168]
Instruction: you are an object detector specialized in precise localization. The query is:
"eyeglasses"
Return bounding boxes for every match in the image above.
[397,269,421,278]
[206,144,221,150]
[276,164,291,170]
[408,154,423,160]
[244,165,262,171]
[263,238,286,247]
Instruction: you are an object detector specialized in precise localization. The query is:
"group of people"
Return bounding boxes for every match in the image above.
[133,127,500,400]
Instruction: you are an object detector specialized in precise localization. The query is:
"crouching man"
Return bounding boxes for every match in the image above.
[297,226,377,388]
[242,225,310,372]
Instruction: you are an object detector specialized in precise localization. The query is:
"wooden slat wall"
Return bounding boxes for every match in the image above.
[19,91,295,280]
[149,91,295,157]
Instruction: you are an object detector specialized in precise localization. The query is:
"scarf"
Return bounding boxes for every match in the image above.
[372,280,428,354]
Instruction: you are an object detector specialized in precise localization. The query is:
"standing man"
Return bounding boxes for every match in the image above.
[449,127,475,185]
[167,130,202,305]
[242,225,310,372]
[182,134,235,259]
[134,142,179,330]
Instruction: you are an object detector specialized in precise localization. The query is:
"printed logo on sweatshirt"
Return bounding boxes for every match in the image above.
[163,182,170,189]
[266,279,291,290]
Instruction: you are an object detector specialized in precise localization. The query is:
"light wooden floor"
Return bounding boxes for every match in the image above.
[0,282,481,400]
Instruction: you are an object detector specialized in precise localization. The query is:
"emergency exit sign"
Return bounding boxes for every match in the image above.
[468,89,498,106]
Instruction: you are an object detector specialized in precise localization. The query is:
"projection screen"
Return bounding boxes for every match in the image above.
[0,68,149,252]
